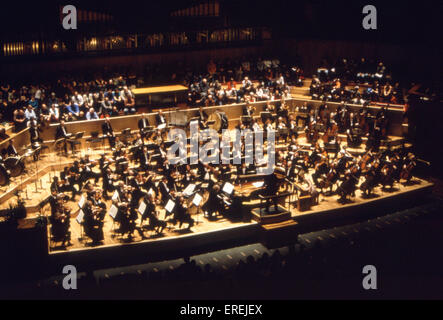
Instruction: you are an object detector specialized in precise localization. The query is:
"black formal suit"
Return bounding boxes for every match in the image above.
[55,125,70,140]
[138,118,150,133]
[55,125,70,153]
[29,125,42,144]
[101,122,115,148]
[155,114,166,126]
[138,150,150,170]
[159,181,170,204]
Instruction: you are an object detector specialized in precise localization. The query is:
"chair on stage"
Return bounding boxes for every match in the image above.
[67,131,85,156]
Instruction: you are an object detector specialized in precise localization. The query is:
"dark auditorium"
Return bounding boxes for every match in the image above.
[0,0,441,302]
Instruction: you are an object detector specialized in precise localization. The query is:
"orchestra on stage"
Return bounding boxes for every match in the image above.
[0,97,422,249]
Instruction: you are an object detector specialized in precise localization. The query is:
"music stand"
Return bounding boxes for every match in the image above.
[54,138,66,156]
[68,131,85,158]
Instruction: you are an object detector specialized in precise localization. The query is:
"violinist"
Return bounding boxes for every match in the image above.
[115,185,137,239]
[159,176,172,205]
[312,151,329,187]
[49,191,71,246]
[203,184,223,219]
[337,160,361,203]
[83,193,106,244]
[102,167,115,200]
[360,159,381,197]
[173,196,194,229]
[400,153,416,184]
[141,194,166,234]
[80,155,101,184]
[138,146,151,171]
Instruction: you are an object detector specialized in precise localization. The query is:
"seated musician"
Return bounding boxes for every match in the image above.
[83,196,105,245]
[49,190,71,246]
[6,139,18,157]
[51,176,76,200]
[138,146,151,171]
[101,167,115,200]
[80,155,101,184]
[115,188,137,240]
[298,171,319,201]
[60,167,78,199]
[101,116,115,148]
[55,120,72,154]
[28,118,43,146]
[159,176,172,206]
[130,172,148,202]
[140,194,166,234]
[198,106,209,129]
[155,110,167,128]
[138,113,150,137]
[173,196,194,229]
[182,165,197,185]
[203,184,223,219]
[69,161,84,192]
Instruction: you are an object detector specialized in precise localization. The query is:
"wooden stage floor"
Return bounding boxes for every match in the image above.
[43,174,431,254]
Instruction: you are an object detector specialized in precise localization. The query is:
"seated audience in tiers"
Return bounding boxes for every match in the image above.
[309,58,407,105]
[0,74,136,131]
[186,56,304,107]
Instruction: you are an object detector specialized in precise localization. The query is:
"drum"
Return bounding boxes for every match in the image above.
[0,164,10,186]
[4,156,24,177]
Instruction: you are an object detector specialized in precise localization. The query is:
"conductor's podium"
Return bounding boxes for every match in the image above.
[251,205,299,248]
[251,204,291,225]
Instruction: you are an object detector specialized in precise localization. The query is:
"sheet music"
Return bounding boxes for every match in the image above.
[158,123,166,130]
[112,190,119,201]
[76,210,84,224]
[138,201,147,214]
[223,182,234,195]
[78,195,85,209]
[183,184,196,196]
[109,205,118,219]
[252,181,265,188]
[165,199,175,213]
[193,193,203,207]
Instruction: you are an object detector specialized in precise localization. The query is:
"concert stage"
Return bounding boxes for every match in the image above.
[42,175,433,273]
[0,145,433,270]
[0,88,430,273]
